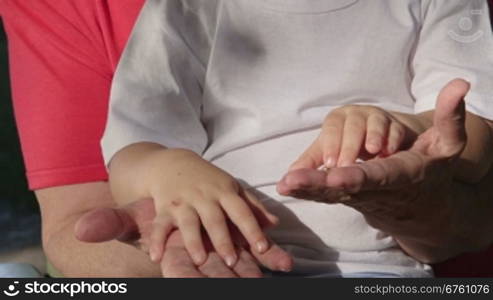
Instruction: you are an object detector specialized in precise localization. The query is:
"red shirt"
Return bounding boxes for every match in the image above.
[1,0,491,277]
[1,0,144,189]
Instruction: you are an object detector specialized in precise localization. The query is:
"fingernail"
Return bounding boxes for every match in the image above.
[279,262,292,272]
[256,239,269,253]
[325,157,335,168]
[225,255,237,267]
[149,250,157,262]
[193,252,206,265]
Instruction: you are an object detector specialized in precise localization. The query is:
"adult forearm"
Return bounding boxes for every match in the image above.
[387,111,493,263]
[395,167,493,264]
[44,213,161,277]
[36,182,161,277]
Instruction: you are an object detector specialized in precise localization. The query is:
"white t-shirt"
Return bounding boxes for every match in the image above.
[102,0,493,277]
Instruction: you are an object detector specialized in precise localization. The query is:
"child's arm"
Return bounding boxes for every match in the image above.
[108,142,277,267]
[100,1,276,269]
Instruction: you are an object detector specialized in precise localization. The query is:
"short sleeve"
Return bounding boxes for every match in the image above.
[101,0,217,165]
[1,0,143,189]
[412,0,493,120]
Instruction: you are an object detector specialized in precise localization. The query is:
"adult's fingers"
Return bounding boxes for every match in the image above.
[278,150,426,198]
[232,249,263,278]
[432,78,469,156]
[161,247,206,278]
[74,198,155,243]
[198,253,239,278]
[249,239,293,272]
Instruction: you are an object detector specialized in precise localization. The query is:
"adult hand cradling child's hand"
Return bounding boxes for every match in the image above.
[75,197,293,277]
[107,144,280,269]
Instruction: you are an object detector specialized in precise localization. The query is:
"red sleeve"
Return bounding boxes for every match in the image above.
[0,0,144,189]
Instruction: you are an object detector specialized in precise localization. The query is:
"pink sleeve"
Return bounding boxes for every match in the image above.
[0,0,144,189]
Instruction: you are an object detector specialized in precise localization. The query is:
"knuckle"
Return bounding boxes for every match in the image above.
[370,114,389,126]
[218,179,240,193]
[367,106,383,115]
[325,110,346,123]
[343,104,361,113]
[186,187,207,200]
[165,197,185,210]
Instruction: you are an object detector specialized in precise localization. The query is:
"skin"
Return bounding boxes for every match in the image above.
[108,144,283,269]
[278,79,493,263]
[42,79,492,277]
[75,197,293,277]
[38,182,292,278]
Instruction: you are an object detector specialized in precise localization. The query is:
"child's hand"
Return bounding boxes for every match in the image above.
[145,149,278,267]
[290,105,421,170]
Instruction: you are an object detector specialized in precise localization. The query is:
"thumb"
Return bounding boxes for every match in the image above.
[288,138,324,171]
[74,207,137,242]
[433,78,469,155]
[75,198,155,243]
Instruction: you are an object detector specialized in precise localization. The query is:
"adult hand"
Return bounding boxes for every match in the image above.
[277,79,471,263]
[74,198,292,277]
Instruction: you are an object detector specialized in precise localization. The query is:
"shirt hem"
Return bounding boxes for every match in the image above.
[26,164,108,190]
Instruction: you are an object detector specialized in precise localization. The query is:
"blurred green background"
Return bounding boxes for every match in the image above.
[1,19,41,253]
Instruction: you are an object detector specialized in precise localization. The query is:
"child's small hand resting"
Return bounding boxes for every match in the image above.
[290,105,426,170]
[109,144,278,268]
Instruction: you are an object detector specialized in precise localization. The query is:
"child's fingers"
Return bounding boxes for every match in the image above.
[149,215,174,263]
[365,114,389,154]
[175,206,207,266]
[288,138,324,171]
[195,202,237,267]
[337,113,366,167]
[321,113,345,168]
[386,121,406,154]
[220,194,269,254]
[242,189,279,228]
